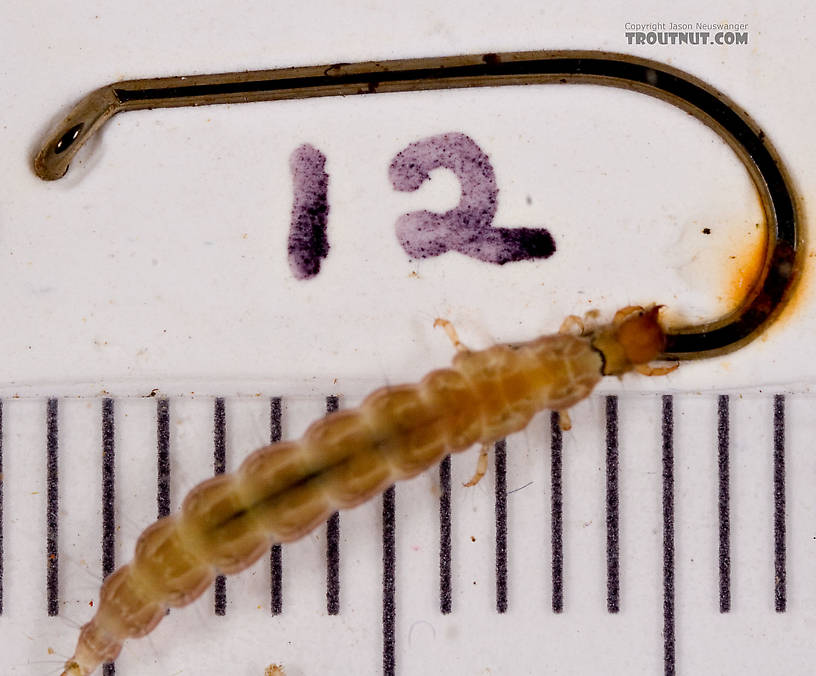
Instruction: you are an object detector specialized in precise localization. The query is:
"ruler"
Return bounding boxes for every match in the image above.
[0,390,813,675]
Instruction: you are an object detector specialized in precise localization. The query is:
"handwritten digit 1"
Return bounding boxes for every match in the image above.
[288,144,330,280]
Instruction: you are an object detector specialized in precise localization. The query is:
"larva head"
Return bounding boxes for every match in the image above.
[60,661,85,676]
[592,306,667,376]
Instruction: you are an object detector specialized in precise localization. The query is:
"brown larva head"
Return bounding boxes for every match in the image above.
[591,305,667,375]
[616,305,666,366]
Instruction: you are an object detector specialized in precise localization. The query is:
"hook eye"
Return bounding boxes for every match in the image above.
[53,123,84,154]
[33,51,802,357]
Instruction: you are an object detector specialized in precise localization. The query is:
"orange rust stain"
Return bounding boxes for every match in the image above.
[722,223,766,310]
[726,199,808,345]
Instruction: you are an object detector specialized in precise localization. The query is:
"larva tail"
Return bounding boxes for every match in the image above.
[59,560,175,675]
[60,437,328,675]
[60,371,489,675]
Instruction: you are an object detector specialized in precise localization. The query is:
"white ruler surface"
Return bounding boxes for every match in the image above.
[1,390,814,675]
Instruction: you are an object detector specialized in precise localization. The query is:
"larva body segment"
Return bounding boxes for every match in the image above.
[131,516,212,606]
[61,307,670,676]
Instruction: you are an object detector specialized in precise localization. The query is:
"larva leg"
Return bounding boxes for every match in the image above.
[558,410,572,431]
[635,362,679,376]
[560,310,601,336]
[558,315,584,336]
[463,443,490,487]
[612,305,645,327]
[434,318,469,352]
[583,308,601,323]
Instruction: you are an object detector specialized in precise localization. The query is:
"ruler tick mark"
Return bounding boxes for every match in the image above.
[213,397,227,616]
[46,398,59,617]
[662,395,676,676]
[270,397,283,616]
[439,454,452,614]
[102,398,116,580]
[550,411,563,614]
[773,394,786,613]
[325,395,341,616]
[495,438,507,614]
[605,396,620,614]
[101,398,117,676]
[382,485,396,676]
[157,397,172,619]
[717,395,731,613]
[156,398,171,519]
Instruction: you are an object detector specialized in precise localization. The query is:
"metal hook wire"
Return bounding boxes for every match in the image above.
[33,50,802,359]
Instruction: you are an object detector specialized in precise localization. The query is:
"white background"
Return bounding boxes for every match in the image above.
[1,1,815,675]
[2,1,815,396]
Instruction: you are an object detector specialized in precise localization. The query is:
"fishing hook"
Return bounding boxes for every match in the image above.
[33,50,802,359]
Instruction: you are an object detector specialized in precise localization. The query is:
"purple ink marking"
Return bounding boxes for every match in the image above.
[389,132,555,264]
[289,144,329,280]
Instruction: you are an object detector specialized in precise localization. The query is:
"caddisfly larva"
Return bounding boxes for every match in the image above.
[60,305,676,676]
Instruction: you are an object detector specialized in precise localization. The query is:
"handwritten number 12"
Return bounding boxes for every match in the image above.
[288,133,555,280]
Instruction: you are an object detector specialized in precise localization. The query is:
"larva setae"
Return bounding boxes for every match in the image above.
[60,305,675,676]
